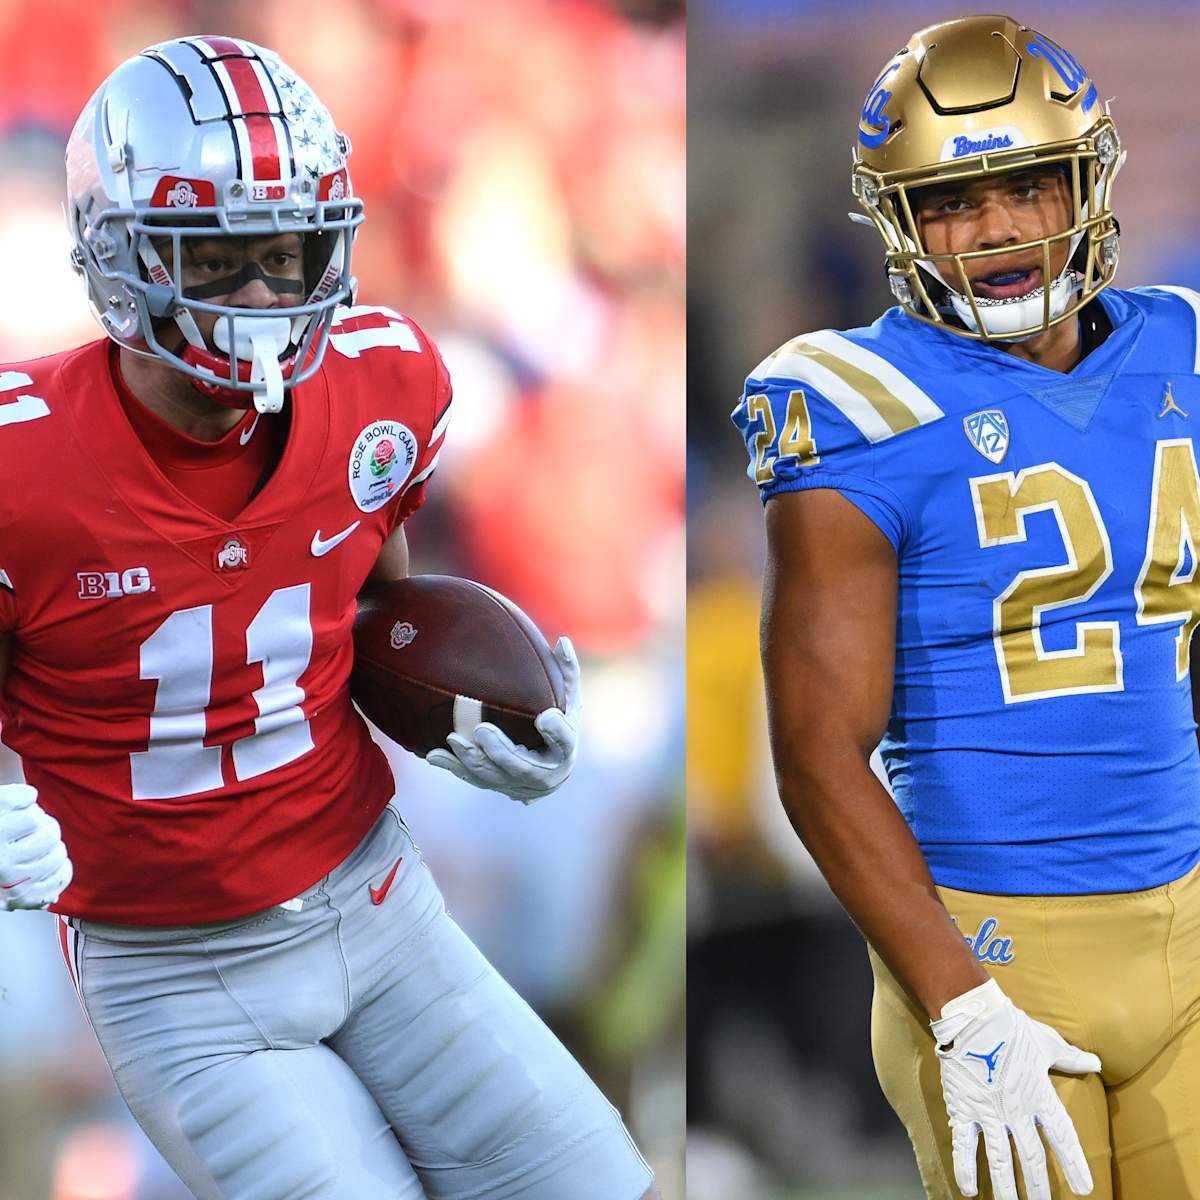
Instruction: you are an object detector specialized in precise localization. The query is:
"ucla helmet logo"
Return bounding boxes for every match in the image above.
[859,63,900,149]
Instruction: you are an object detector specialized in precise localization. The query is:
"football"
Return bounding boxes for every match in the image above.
[351,575,566,756]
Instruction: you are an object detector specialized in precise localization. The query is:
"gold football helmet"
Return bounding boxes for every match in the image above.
[852,15,1122,341]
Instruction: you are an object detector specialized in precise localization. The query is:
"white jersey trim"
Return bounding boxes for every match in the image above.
[752,330,944,443]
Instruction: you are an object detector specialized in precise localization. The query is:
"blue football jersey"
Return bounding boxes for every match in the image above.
[733,286,1200,895]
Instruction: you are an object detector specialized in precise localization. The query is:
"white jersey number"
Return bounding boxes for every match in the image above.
[131,586,315,800]
[0,372,50,427]
[328,306,421,358]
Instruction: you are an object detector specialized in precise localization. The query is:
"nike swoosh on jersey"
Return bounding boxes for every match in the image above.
[311,520,361,557]
[369,856,403,906]
[239,413,261,446]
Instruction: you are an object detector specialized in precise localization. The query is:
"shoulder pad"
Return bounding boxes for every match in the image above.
[749,328,945,444]
[1132,286,1200,373]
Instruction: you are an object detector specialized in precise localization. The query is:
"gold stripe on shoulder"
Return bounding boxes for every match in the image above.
[754,330,943,444]
[785,339,924,438]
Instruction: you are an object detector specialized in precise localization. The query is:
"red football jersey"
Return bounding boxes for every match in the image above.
[0,305,451,923]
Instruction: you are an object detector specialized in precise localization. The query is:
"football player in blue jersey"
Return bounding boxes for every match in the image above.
[734,15,1200,1200]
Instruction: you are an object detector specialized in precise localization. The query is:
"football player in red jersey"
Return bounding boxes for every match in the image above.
[0,35,658,1200]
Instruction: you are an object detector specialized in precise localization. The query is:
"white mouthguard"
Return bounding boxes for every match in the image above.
[213,316,292,414]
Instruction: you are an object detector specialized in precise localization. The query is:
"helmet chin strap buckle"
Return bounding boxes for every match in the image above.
[212,316,291,414]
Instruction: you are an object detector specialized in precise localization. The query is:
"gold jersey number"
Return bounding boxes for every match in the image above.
[747,390,819,484]
[972,446,1200,703]
[1136,439,1200,680]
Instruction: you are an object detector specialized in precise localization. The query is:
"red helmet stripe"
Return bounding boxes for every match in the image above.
[212,56,287,182]
[223,55,270,114]
[196,36,246,57]
[243,115,282,182]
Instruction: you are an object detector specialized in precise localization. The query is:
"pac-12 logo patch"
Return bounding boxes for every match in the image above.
[349,420,418,512]
[963,410,1010,464]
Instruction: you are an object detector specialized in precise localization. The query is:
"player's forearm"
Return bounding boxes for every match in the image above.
[363,526,410,589]
[775,747,987,1020]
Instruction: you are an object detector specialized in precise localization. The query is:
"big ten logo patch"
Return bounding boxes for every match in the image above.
[78,567,153,599]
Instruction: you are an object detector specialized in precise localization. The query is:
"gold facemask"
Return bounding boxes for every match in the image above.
[852,15,1123,341]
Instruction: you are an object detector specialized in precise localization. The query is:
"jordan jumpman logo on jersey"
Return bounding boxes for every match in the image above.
[1159,381,1188,419]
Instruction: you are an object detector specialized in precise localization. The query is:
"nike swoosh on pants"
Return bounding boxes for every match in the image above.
[369,857,403,906]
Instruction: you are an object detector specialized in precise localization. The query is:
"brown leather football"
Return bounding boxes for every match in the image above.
[351,575,565,756]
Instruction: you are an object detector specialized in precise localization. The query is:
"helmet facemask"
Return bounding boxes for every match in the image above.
[856,130,1122,342]
[78,194,361,413]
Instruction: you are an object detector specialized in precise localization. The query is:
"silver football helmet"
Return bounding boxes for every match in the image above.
[65,35,364,413]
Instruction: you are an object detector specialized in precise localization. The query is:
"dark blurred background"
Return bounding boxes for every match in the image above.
[687,3,1199,1198]
[0,1,685,1196]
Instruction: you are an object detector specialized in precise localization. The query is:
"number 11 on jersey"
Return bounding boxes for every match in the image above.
[131,585,315,800]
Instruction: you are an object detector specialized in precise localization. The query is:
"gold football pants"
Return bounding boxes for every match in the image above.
[869,863,1200,1199]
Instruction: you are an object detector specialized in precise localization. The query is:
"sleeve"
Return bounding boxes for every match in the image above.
[1131,285,1200,374]
[731,366,911,552]
[387,318,453,532]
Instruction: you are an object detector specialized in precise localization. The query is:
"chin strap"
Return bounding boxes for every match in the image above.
[212,317,292,413]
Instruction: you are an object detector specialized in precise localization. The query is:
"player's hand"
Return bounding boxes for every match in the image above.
[426,636,580,804]
[931,978,1099,1200]
[0,784,73,911]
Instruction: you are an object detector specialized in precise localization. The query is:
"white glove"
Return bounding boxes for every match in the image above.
[932,978,1100,1200]
[426,636,580,804]
[0,784,73,911]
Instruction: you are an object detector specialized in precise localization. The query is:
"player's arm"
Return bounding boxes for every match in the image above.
[762,488,986,1017]
[764,484,1101,1200]
[388,331,579,803]
[363,525,410,590]
[0,637,73,911]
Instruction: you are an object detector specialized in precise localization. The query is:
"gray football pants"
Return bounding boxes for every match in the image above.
[63,806,653,1199]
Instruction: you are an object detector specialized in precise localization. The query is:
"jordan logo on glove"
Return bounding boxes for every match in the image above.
[932,978,1101,1199]
[964,1040,1005,1083]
